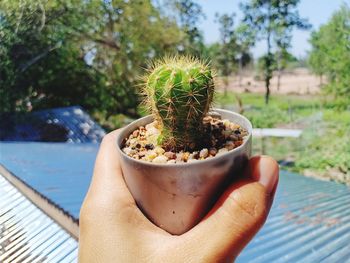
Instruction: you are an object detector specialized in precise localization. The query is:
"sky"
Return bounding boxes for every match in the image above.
[197,0,349,58]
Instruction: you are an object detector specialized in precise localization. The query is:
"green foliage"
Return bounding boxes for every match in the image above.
[143,56,214,151]
[244,106,288,128]
[173,0,205,56]
[216,92,322,127]
[235,23,254,75]
[0,0,183,118]
[308,4,350,105]
[217,91,349,182]
[208,16,254,87]
[312,112,350,179]
[256,54,277,78]
[295,116,350,180]
[240,0,310,104]
[214,13,240,94]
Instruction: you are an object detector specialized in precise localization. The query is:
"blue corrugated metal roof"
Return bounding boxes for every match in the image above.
[0,142,98,219]
[0,173,78,262]
[0,106,105,143]
[237,172,350,262]
[1,142,350,261]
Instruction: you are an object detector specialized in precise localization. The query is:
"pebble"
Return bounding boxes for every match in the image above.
[176,152,183,162]
[234,129,241,135]
[123,147,133,155]
[145,151,157,161]
[192,151,199,159]
[129,138,137,145]
[154,146,165,155]
[164,151,176,159]
[225,141,235,150]
[217,148,228,156]
[229,134,239,141]
[155,146,165,155]
[132,130,139,138]
[152,155,168,163]
[135,143,141,149]
[182,152,190,162]
[235,140,243,147]
[222,119,231,128]
[138,151,147,157]
[230,123,240,130]
[222,130,232,138]
[209,148,218,156]
[203,116,213,124]
[145,143,154,150]
[199,148,209,158]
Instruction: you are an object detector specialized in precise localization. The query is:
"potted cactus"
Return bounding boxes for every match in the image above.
[116,56,252,235]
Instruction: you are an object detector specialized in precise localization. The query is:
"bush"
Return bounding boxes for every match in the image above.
[243,106,288,128]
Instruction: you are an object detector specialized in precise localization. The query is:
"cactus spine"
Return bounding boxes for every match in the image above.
[143,56,215,151]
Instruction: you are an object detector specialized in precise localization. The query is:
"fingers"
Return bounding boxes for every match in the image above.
[183,156,279,262]
[80,130,168,241]
[246,156,279,204]
[82,130,135,211]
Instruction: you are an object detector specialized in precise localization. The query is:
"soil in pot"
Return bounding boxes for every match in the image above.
[122,114,249,164]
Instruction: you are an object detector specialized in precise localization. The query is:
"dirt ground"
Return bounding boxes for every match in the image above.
[218,68,323,95]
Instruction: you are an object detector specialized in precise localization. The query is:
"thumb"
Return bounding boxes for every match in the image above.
[183,156,279,262]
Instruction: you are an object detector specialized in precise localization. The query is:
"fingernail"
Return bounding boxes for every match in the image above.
[251,156,279,194]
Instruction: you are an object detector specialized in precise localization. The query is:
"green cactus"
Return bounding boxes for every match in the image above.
[143,56,215,151]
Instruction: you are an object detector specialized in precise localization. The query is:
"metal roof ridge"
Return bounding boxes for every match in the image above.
[0,164,79,240]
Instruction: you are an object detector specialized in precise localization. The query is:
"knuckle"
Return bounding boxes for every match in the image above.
[102,129,120,143]
[79,197,100,224]
[101,132,113,145]
[79,193,137,227]
[79,196,109,225]
[228,183,269,221]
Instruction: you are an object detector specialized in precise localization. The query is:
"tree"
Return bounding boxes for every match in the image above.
[240,0,310,104]
[308,31,327,86]
[82,0,183,118]
[0,0,183,120]
[173,0,205,56]
[215,13,238,96]
[274,45,299,89]
[308,4,350,104]
[274,29,291,90]
[235,24,255,87]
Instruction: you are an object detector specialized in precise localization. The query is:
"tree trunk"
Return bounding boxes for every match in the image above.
[224,76,228,97]
[265,47,272,104]
[238,55,243,88]
[277,51,282,91]
[265,77,270,105]
[265,4,272,105]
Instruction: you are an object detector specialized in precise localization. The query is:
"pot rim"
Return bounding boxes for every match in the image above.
[116,108,252,167]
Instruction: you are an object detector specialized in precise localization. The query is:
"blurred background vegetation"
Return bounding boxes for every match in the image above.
[0,0,349,183]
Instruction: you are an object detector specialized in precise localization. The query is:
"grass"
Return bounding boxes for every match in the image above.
[216,92,323,128]
[217,91,350,184]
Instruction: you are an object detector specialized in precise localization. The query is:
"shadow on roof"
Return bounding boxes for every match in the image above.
[0,106,106,143]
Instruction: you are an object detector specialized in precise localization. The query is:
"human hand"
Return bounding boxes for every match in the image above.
[79,130,279,263]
